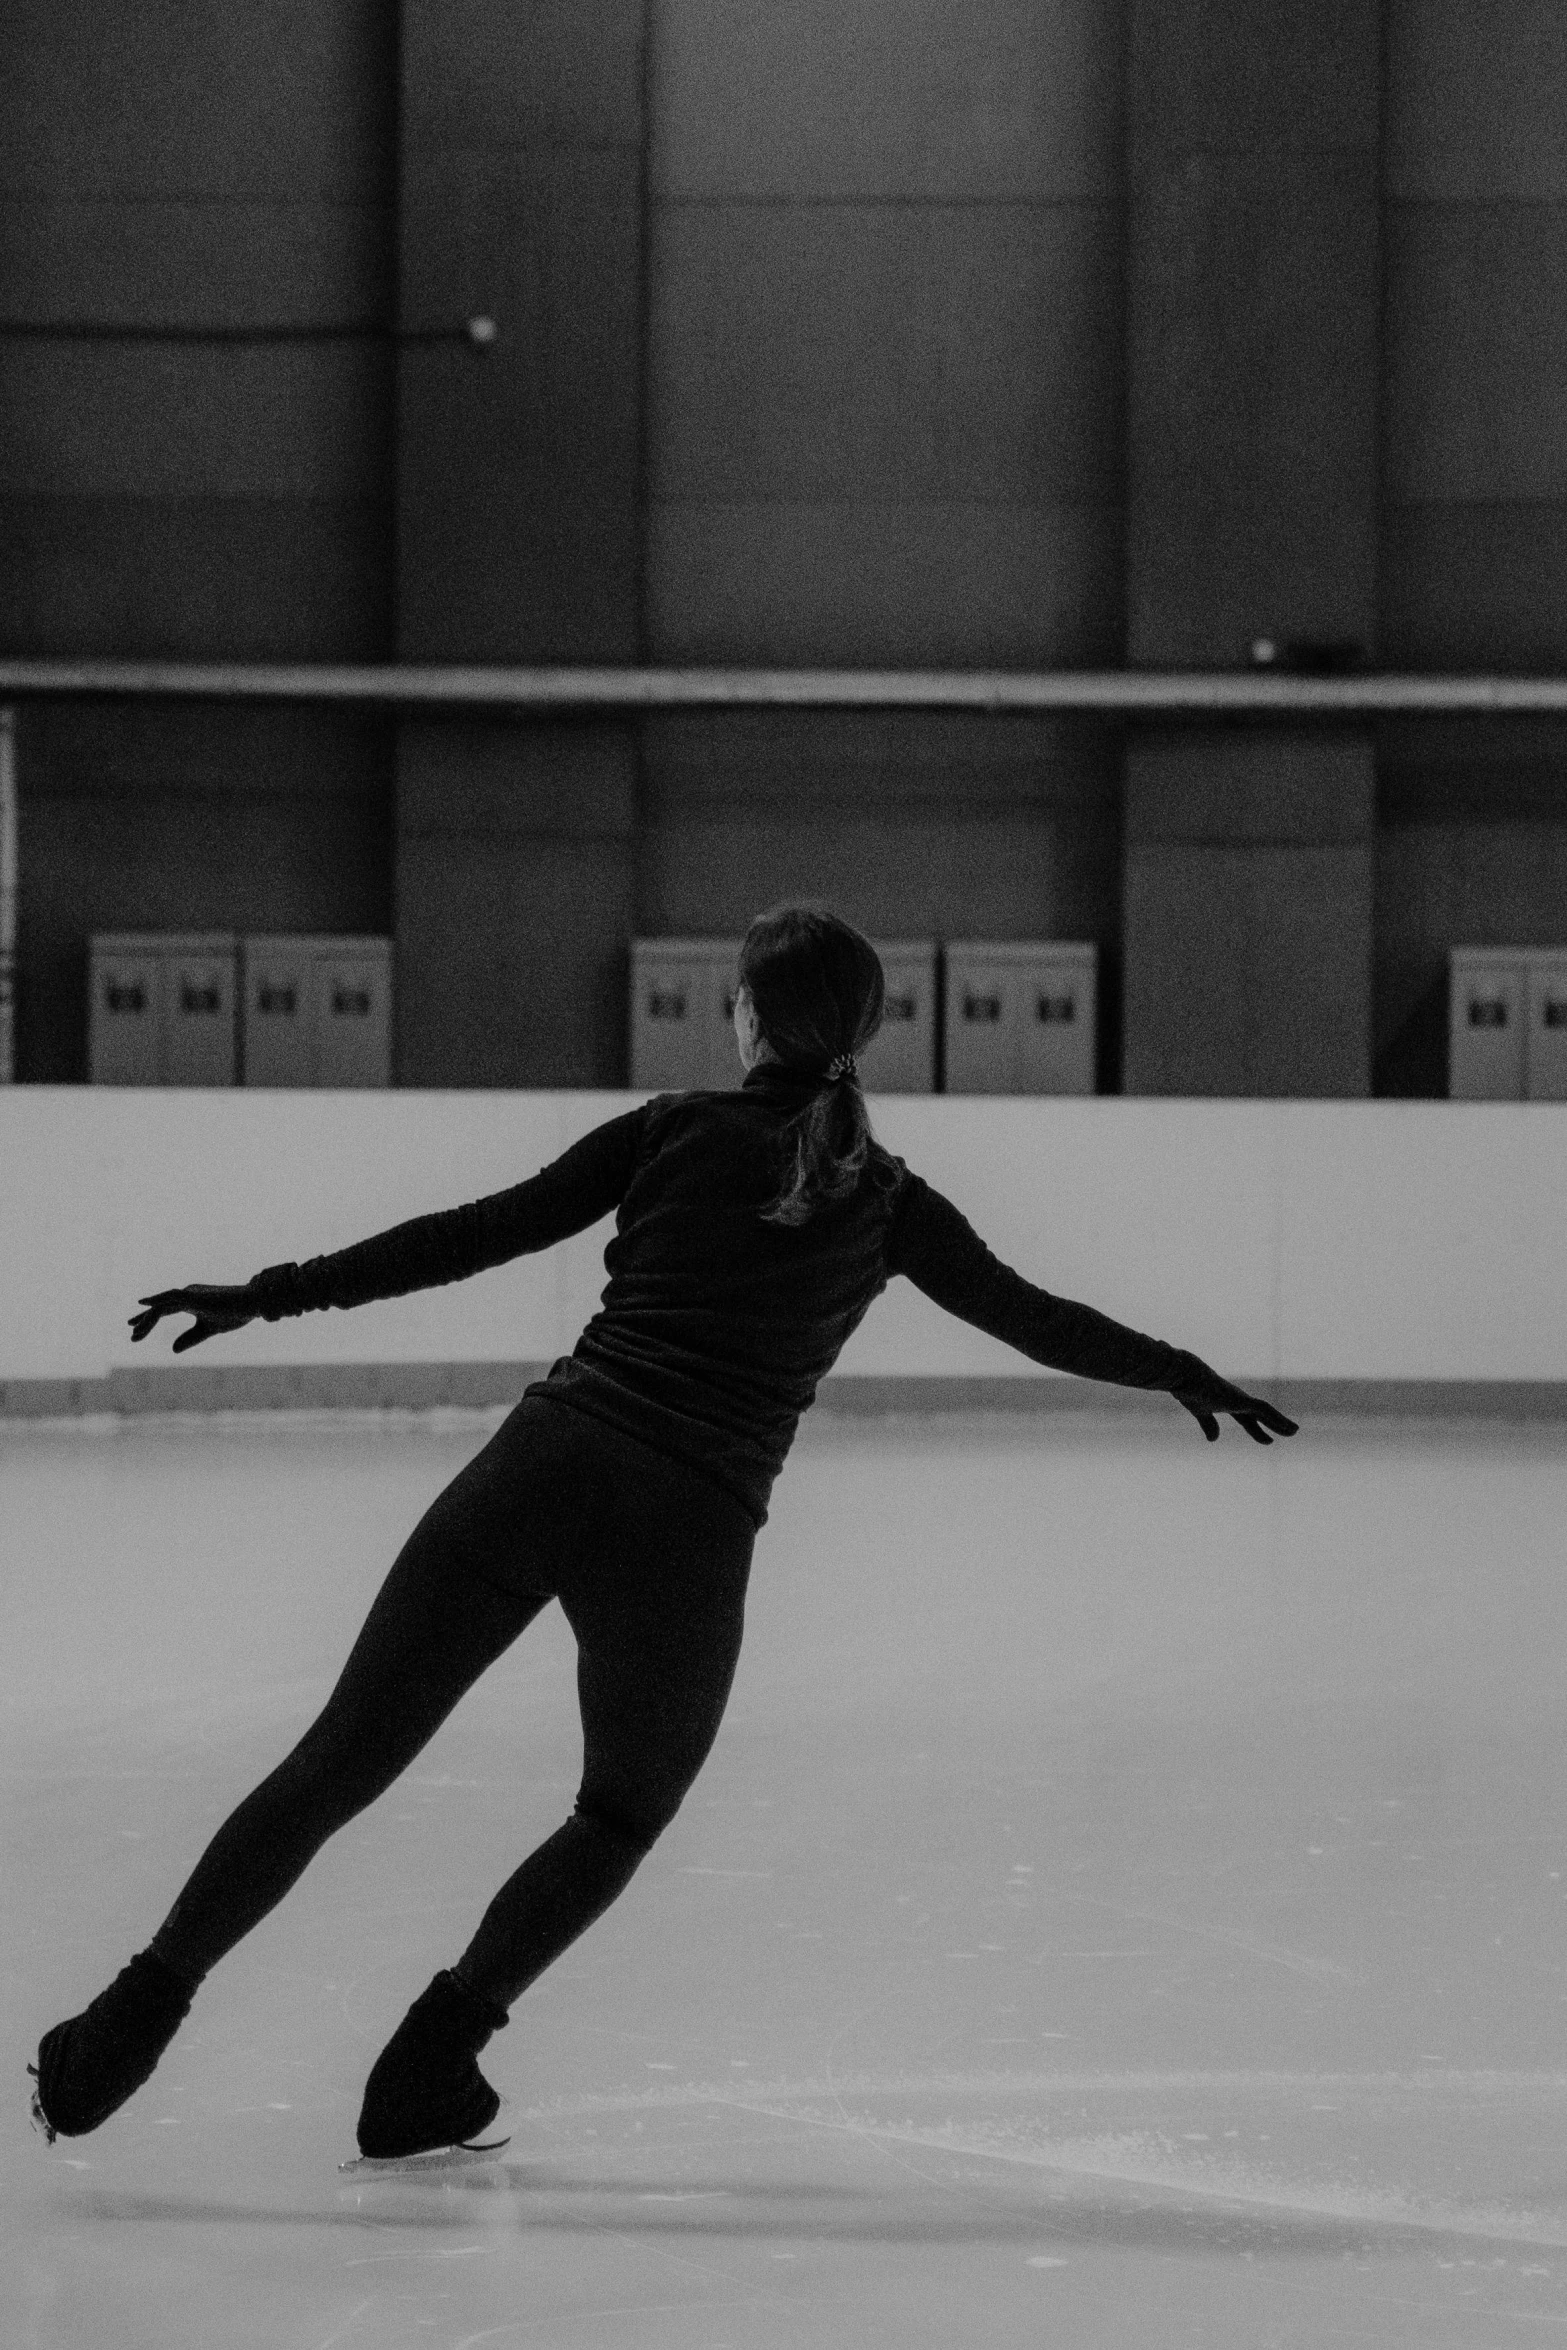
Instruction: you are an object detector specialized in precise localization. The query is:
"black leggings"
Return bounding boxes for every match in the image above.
[147,1394,756,2016]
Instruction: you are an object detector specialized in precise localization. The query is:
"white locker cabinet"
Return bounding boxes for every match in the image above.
[242,936,392,1088]
[1449,952,1526,1100]
[944,940,1098,1095]
[89,936,161,1084]
[164,938,238,1085]
[1525,953,1567,1102]
[90,933,237,1086]
[1017,943,1097,1094]
[630,939,742,1091]
[241,936,314,1086]
[946,947,1011,1093]
[315,939,392,1088]
[859,940,937,1092]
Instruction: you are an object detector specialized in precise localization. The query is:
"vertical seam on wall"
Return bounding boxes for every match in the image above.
[632,0,654,987]
[390,0,406,660]
[1371,0,1389,1087]
[1373,0,1388,677]
[636,0,653,663]
[389,0,406,1087]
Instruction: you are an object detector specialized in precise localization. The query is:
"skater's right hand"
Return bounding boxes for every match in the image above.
[1169,1356,1299,1446]
[129,1284,257,1353]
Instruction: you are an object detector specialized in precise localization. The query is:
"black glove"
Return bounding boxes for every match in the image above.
[1169,1356,1299,1445]
[128,1284,258,1355]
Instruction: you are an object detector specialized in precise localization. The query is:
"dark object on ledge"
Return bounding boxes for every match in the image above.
[1247,637,1368,675]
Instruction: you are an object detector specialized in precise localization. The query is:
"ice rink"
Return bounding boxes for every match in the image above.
[7,1397,1567,2346]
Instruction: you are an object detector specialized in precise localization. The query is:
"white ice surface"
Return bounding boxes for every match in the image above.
[6,1403,1567,2346]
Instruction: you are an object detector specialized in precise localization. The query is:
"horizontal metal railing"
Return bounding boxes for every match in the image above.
[4,660,1567,715]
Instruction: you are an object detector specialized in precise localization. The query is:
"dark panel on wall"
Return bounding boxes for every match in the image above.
[648,201,1122,666]
[392,0,646,1086]
[5,0,396,200]
[1123,0,1380,1098]
[1386,0,1567,203]
[1382,508,1567,674]
[14,703,394,1084]
[655,0,1123,203]
[395,718,638,1087]
[1375,0,1567,1095]
[1127,148,1379,662]
[1374,725,1567,1096]
[1124,736,1375,1098]
[1127,0,1380,663]
[0,501,392,664]
[638,714,1122,940]
[395,0,644,663]
[395,146,643,664]
[0,0,397,662]
[649,0,1125,670]
[1383,3,1567,669]
[2,0,399,1081]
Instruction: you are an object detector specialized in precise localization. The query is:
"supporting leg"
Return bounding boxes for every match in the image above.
[452,1796,661,2013]
[451,1548,750,2016]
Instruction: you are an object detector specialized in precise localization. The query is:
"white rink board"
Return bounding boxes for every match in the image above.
[1,1087,1565,1384]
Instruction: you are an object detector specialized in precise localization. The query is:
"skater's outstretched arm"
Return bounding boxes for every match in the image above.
[129,1102,658,1354]
[885,1172,1297,1446]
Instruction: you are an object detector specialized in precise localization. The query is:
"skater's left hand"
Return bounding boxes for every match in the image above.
[1170,1360,1299,1446]
[129,1283,257,1353]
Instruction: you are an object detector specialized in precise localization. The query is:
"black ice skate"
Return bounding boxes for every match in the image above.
[28,1950,195,2144]
[348,1968,511,2169]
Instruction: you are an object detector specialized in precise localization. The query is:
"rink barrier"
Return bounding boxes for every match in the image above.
[4,1365,1567,1422]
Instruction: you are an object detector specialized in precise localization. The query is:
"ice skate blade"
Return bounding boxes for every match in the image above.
[27,2067,58,2146]
[339,2134,510,2175]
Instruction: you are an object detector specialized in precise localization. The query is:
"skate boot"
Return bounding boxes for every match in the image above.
[354,1969,510,2161]
[28,1950,195,2143]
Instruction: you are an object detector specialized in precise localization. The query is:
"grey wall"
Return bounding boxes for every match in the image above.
[4,0,1565,1093]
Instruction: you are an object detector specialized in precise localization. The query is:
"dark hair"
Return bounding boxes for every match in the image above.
[738,901,890,1227]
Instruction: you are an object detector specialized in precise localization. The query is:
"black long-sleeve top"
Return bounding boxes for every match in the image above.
[246,1062,1201,1530]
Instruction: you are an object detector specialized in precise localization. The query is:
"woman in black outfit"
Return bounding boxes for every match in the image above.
[29,904,1297,2162]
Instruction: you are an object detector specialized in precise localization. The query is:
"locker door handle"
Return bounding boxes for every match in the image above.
[885,992,915,1022]
[964,992,1002,1023]
[331,986,371,1017]
[1544,1000,1567,1030]
[1467,998,1508,1027]
[258,984,297,1015]
[179,981,222,1014]
[105,982,147,1014]
[648,987,686,1021]
[1036,992,1075,1023]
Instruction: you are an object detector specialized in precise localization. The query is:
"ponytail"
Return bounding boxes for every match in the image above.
[738,903,892,1228]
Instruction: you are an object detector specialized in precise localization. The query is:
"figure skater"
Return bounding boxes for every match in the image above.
[29,903,1297,2162]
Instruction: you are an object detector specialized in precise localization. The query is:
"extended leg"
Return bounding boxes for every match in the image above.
[32,1487,547,2143]
[148,1543,549,1988]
